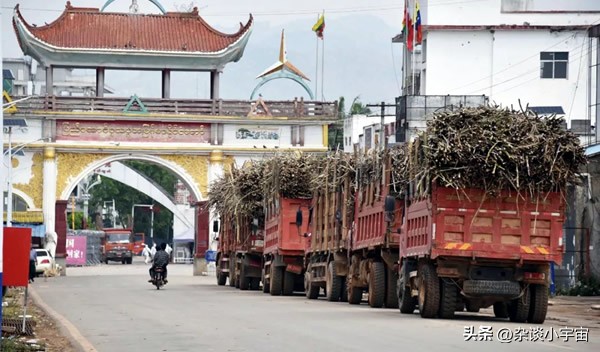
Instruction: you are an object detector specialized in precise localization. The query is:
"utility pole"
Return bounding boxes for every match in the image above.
[366,102,397,151]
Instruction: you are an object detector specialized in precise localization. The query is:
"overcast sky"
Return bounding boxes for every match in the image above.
[1,0,406,105]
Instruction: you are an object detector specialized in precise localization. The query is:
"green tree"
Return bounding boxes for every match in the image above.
[350,96,372,115]
[88,161,178,244]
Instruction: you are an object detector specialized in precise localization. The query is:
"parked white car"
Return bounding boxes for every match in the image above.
[35,249,55,275]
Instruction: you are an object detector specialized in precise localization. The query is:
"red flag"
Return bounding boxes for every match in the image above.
[407,15,414,52]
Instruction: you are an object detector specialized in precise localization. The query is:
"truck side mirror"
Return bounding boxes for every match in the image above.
[385,195,396,222]
[296,209,303,227]
[212,220,219,233]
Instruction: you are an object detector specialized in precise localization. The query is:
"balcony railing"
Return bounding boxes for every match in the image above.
[9,95,338,119]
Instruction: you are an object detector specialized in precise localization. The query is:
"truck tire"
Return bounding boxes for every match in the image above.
[250,278,261,291]
[340,279,348,302]
[216,269,227,286]
[385,268,399,309]
[262,269,270,293]
[439,279,457,319]
[398,264,417,314]
[508,287,530,323]
[347,277,363,305]
[127,258,132,264]
[229,259,236,287]
[493,302,509,318]
[418,263,440,318]
[104,259,108,265]
[463,280,521,297]
[121,259,126,264]
[305,272,319,299]
[368,262,385,308]
[239,264,250,291]
[528,284,548,324]
[283,271,295,296]
[269,265,283,296]
[326,262,342,302]
[465,302,480,313]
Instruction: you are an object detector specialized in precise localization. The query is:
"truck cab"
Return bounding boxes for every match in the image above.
[101,229,134,264]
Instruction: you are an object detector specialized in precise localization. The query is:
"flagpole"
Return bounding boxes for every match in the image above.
[321,11,325,102]
[402,0,407,96]
[315,18,319,101]
[411,0,417,96]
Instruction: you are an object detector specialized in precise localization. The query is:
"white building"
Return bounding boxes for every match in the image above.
[343,114,397,153]
[396,0,600,144]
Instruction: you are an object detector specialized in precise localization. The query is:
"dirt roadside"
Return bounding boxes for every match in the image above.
[545,296,600,330]
[2,287,76,352]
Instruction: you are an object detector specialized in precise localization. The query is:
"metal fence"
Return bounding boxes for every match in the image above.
[67,230,104,266]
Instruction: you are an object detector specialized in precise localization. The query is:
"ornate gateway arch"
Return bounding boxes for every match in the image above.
[5,2,337,276]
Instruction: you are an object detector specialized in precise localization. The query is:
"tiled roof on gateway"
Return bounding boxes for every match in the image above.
[13,1,253,53]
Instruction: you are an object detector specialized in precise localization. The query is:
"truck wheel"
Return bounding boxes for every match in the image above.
[368,262,385,308]
[398,264,417,314]
[340,279,348,302]
[385,268,399,309]
[508,287,530,323]
[325,262,342,302]
[262,269,270,293]
[283,271,295,296]
[347,277,363,305]
[239,264,250,291]
[216,269,227,286]
[493,302,509,318]
[439,279,457,319]
[465,302,480,313]
[229,259,236,287]
[250,278,261,291]
[104,259,108,265]
[269,265,283,296]
[418,263,440,318]
[304,272,319,299]
[127,258,132,264]
[528,284,548,324]
[121,260,126,265]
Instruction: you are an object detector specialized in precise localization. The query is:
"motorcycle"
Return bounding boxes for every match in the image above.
[151,267,166,290]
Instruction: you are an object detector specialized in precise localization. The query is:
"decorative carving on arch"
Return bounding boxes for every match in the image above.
[56,153,207,201]
[12,152,43,209]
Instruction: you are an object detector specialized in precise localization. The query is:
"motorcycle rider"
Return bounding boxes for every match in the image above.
[149,242,170,284]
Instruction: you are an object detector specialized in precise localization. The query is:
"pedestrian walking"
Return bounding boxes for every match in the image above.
[29,245,38,283]
[142,244,151,264]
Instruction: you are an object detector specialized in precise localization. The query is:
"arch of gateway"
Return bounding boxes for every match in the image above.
[3,1,337,274]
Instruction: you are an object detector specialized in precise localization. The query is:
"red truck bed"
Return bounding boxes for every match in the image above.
[403,185,564,265]
[352,181,403,251]
[264,197,312,257]
[218,214,263,254]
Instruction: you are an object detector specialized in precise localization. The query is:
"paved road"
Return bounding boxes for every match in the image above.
[32,258,599,352]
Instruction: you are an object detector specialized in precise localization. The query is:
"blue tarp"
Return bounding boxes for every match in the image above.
[11,224,46,238]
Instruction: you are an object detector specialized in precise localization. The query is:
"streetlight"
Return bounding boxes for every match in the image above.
[131,204,154,241]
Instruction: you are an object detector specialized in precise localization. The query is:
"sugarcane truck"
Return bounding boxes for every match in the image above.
[395,183,564,322]
[215,213,264,290]
[303,155,403,308]
[262,197,312,296]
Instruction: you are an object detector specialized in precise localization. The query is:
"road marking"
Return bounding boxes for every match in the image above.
[29,286,98,352]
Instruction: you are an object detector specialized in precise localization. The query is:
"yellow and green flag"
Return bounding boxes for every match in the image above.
[312,13,325,39]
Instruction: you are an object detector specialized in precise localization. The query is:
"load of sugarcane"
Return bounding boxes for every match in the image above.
[262,152,318,199]
[206,159,267,220]
[404,104,587,197]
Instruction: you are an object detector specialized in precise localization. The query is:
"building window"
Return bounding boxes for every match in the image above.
[540,52,568,79]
